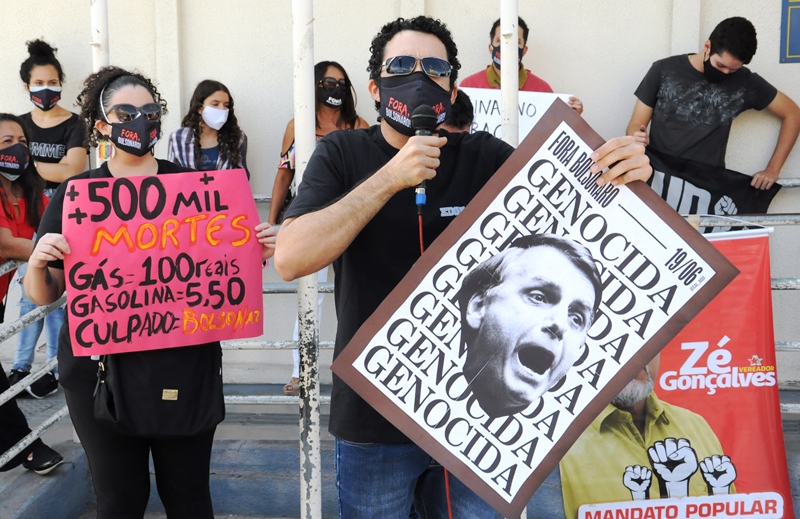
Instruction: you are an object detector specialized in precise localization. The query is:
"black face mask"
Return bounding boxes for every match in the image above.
[108,115,160,157]
[491,45,524,70]
[0,143,30,181]
[703,57,733,84]
[29,86,61,111]
[379,72,451,137]
[317,86,345,108]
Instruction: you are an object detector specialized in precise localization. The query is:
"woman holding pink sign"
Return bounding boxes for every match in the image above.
[24,66,276,519]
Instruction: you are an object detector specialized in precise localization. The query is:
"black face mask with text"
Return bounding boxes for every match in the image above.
[379,72,451,136]
[318,87,345,108]
[29,87,61,111]
[0,143,30,181]
[108,115,160,157]
[491,45,524,70]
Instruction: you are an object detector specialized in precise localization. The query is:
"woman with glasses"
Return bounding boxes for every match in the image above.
[269,60,367,396]
[269,61,368,226]
[8,39,88,397]
[167,80,249,178]
[23,66,276,519]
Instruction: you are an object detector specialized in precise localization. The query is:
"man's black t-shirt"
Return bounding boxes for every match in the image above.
[634,54,777,168]
[37,159,222,395]
[285,125,514,443]
[20,112,88,190]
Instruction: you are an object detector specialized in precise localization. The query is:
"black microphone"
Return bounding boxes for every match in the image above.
[411,105,439,212]
[412,104,438,136]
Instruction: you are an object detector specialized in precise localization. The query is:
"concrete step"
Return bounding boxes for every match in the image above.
[4,386,800,518]
[5,439,337,519]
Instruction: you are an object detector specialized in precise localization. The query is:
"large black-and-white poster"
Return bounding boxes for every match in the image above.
[332,101,738,517]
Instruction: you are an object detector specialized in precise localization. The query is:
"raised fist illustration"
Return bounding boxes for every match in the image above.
[623,465,652,500]
[699,455,736,495]
[647,438,698,498]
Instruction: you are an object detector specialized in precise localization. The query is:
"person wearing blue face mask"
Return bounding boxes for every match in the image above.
[274,15,652,518]
[9,39,87,397]
[168,80,250,178]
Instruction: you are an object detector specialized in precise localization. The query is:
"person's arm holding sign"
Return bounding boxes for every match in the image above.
[751,92,800,190]
[626,100,653,147]
[276,134,650,281]
[255,221,277,261]
[23,232,67,306]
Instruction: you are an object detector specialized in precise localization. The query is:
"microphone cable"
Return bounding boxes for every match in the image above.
[411,104,454,519]
[411,105,437,257]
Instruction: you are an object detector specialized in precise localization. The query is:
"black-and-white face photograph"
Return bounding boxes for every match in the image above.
[459,234,602,417]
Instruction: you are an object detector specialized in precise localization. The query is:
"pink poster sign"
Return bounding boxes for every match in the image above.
[62,169,263,356]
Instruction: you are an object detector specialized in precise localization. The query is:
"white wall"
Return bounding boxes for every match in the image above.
[1,0,798,383]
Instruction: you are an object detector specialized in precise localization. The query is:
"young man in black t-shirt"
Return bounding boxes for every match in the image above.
[276,15,652,518]
[627,16,800,191]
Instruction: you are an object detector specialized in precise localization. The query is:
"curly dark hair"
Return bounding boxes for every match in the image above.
[181,80,242,168]
[367,16,461,111]
[76,66,168,148]
[709,17,757,64]
[314,61,360,130]
[443,89,474,131]
[489,17,530,44]
[19,39,65,84]
[0,114,45,229]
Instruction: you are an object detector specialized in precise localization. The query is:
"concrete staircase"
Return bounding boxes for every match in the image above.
[1,383,338,519]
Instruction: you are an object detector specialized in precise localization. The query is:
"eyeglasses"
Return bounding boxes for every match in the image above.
[318,77,347,90]
[381,56,452,78]
[103,103,162,124]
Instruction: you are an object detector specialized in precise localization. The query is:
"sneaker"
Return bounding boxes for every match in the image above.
[22,441,64,475]
[7,369,30,387]
[7,369,30,397]
[26,372,59,399]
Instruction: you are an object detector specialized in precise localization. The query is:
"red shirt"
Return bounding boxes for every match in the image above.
[0,194,48,303]
[460,66,554,92]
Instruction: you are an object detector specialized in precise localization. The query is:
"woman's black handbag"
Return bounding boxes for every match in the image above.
[93,343,224,438]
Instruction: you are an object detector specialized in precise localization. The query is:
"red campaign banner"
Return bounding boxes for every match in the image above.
[567,233,793,519]
[62,169,264,356]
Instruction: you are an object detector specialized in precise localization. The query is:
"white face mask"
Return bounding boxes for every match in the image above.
[201,105,229,130]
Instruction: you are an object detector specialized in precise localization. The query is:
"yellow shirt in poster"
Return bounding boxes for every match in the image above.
[559,392,733,519]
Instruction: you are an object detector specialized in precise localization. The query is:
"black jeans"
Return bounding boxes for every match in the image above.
[65,388,216,519]
[0,361,39,471]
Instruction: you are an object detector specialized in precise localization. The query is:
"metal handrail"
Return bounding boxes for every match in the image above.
[0,295,66,344]
[225,395,331,405]
[0,358,59,407]
[692,214,800,226]
[222,340,334,350]
[0,259,19,277]
[0,405,69,470]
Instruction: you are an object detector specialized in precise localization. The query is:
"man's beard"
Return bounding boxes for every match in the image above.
[612,366,654,409]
